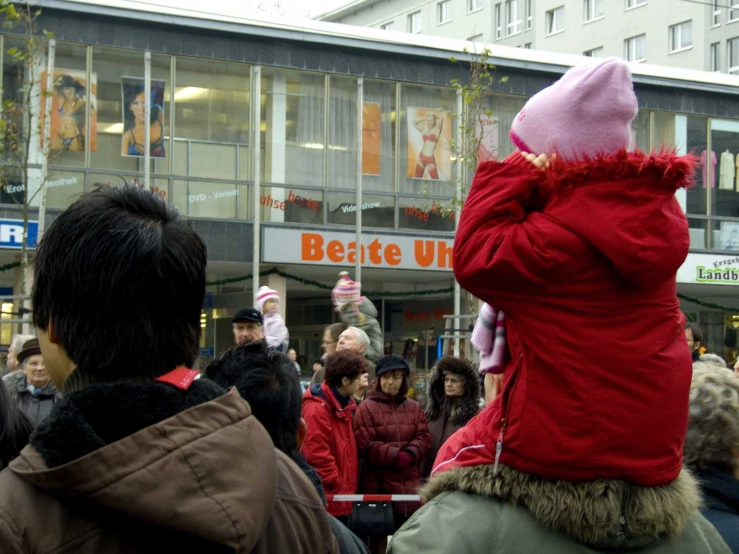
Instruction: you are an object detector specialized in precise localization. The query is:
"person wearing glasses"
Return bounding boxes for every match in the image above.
[421,356,481,478]
[311,322,348,386]
[1,338,60,428]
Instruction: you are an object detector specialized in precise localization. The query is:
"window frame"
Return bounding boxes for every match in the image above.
[506,0,521,35]
[495,3,503,39]
[710,42,720,72]
[731,2,739,22]
[584,0,604,22]
[624,34,646,62]
[545,6,565,36]
[380,21,395,30]
[526,0,533,30]
[583,46,604,57]
[468,0,483,13]
[407,11,422,33]
[669,20,693,53]
[728,38,739,74]
[437,0,452,24]
[625,0,646,9]
[713,0,722,26]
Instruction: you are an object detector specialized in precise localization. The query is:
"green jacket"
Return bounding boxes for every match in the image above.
[388,464,731,554]
[339,298,383,364]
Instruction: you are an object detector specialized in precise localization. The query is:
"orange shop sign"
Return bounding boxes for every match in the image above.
[262,228,454,271]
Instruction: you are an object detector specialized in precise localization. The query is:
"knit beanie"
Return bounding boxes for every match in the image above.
[332,272,361,310]
[509,57,638,161]
[256,286,280,312]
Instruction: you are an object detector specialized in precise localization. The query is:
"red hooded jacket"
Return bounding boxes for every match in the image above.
[302,382,358,516]
[441,151,694,487]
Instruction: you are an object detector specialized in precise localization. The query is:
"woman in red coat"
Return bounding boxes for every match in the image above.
[354,355,431,550]
[302,350,367,519]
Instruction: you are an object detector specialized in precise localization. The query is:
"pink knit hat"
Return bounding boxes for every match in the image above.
[509,57,638,160]
[332,272,361,310]
[256,286,279,312]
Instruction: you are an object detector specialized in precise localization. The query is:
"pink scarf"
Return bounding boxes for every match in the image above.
[471,303,507,374]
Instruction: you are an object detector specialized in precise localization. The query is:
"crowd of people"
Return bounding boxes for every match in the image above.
[0,54,738,554]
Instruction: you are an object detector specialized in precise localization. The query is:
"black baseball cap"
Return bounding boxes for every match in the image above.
[232,308,263,325]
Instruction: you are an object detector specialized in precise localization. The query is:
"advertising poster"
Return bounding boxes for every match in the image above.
[120,77,166,158]
[721,221,739,250]
[476,114,499,166]
[40,69,97,152]
[362,102,381,175]
[407,107,452,181]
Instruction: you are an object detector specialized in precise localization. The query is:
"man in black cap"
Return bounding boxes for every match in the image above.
[233,307,264,345]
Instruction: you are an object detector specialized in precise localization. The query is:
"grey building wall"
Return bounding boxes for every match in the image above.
[321,0,710,71]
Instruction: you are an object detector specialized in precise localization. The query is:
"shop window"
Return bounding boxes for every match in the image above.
[90,47,170,174]
[687,218,708,249]
[631,109,650,152]
[653,112,707,216]
[399,84,457,196]
[326,191,394,228]
[172,180,247,220]
[329,77,396,192]
[259,185,323,225]
[398,196,455,232]
[710,119,739,218]
[715,219,739,250]
[174,57,250,181]
[44,169,85,209]
[260,69,324,188]
[88,173,168,202]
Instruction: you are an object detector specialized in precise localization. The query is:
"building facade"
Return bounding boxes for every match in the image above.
[320,0,739,74]
[0,0,736,370]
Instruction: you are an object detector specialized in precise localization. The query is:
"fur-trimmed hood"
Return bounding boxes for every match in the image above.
[425,357,480,426]
[422,463,702,550]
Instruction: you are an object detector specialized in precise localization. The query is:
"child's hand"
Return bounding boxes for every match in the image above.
[520,151,555,171]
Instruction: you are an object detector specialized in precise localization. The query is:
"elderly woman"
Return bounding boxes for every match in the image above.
[0,377,32,470]
[354,355,431,553]
[422,356,481,477]
[302,350,366,520]
[1,338,60,428]
[684,364,739,552]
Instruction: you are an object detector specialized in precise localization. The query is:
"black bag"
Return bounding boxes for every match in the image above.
[348,501,395,536]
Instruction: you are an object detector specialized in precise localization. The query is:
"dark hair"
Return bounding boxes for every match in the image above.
[123,83,161,129]
[313,360,324,367]
[203,341,302,456]
[685,322,703,345]
[0,378,32,470]
[324,322,347,342]
[32,185,207,380]
[53,74,85,97]
[324,350,367,388]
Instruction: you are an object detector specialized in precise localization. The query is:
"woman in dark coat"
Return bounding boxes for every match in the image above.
[354,355,431,553]
[422,356,481,477]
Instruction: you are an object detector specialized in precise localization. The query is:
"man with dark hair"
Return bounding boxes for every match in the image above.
[0,185,337,553]
[686,322,704,362]
[233,307,264,345]
[204,342,368,554]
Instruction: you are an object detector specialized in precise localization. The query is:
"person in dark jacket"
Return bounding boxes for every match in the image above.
[2,338,60,428]
[422,356,480,477]
[684,364,739,553]
[0,377,31,470]
[686,322,704,363]
[204,341,368,554]
[302,350,366,519]
[354,355,431,553]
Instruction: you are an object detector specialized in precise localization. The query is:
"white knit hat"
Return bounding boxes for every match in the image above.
[256,286,280,312]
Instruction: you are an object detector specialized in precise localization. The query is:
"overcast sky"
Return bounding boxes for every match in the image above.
[122,0,353,20]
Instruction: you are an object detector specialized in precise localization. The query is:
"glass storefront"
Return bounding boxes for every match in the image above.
[1,35,739,244]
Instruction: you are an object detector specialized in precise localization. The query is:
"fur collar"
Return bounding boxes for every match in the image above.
[31,379,225,468]
[425,364,480,425]
[422,464,701,548]
[538,149,696,198]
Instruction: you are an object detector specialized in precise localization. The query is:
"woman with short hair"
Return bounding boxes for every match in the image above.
[684,365,739,552]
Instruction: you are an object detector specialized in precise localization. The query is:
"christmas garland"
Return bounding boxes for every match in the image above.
[0,262,21,273]
[677,293,739,313]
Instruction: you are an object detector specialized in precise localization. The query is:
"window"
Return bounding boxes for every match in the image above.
[468,34,483,42]
[506,0,521,35]
[713,0,721,26]
[468,0,482,12]
[408,11,422,33]
[625,0,646,8]
[711,42,720,72]
[545,7,565,35]
[583,46,604,57]
[729,38,739,74]
[495,3,502,39]
[523,42,532,48]
[731,3,739,22]
[526,0,533,29]
[584,0,604,21]
[437,0,451,23]
[380,21,394,30]
[624,34,646,62]
[669,21,692,52]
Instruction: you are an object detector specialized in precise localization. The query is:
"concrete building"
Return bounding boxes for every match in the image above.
[319,0,739,74]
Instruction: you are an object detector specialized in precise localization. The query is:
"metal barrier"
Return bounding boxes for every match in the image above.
[326,494,421,502]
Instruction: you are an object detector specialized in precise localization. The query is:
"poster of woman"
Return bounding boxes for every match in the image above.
[407,108,452,180]
[41,69,97,152]
[120,77,165,158]
[476,115,499,167]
